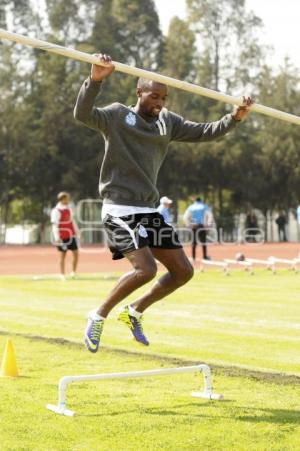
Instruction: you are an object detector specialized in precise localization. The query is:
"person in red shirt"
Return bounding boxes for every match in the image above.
[51,192,79,280]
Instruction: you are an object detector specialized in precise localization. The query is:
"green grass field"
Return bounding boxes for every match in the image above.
[0,271,300,450]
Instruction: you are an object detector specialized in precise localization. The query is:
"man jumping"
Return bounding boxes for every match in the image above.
[74,54,252,352]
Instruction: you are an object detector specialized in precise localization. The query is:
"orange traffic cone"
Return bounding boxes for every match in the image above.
[0,339,19,377]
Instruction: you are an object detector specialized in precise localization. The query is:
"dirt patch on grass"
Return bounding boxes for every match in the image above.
[1,330,299,386]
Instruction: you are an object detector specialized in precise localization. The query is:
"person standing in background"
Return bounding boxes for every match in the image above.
[275,211,287,242]
[183,198,212,262]
[51,192,79,280]
[245,211,258,243]
[157,196,173,224]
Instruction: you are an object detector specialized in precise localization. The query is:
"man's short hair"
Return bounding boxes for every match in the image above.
[137,77,152,91]
[57,191,69,202]
[137,77,166,92]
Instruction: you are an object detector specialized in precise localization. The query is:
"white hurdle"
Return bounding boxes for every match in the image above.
[246,258,276,274]
[46,364,223,416]
[268,256,299,273]
[223,259,254,275]
[200,259,230,275]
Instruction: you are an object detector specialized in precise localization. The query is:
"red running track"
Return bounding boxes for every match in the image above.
[0,243,299,275]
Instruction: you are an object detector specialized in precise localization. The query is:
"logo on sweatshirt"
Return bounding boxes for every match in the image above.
[125,112,136,126]
[138,225,148,238]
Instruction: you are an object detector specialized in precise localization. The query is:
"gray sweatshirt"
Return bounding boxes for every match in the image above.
[74,77,237,207]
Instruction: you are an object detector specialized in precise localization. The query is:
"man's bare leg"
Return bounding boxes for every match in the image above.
[131,247,194,313]
[72,249,79,272]
[60,252,66,276]
[97,247,157,318]
[85,247,157,352]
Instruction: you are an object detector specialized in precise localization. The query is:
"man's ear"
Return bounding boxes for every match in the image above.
[136,87,142,98]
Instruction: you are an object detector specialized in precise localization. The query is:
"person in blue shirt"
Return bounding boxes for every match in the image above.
[297,205,300,228]
[183,198,212,262]
[157,196,173,224]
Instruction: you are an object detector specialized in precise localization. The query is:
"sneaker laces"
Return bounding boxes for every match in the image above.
[90,320,103,340]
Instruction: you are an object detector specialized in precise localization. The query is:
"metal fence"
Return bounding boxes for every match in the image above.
[0,200,299,245]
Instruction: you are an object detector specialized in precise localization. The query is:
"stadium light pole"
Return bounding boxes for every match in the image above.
[1,28,300,126]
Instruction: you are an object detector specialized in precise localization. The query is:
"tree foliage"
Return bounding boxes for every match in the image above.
[0,0,300,228]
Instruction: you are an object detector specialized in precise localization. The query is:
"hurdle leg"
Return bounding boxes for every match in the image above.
[246,264,254,275]
[191,365,223,400]
[267,263,276,274]
[224,265,230,276]
[292,263,299,273]
[46,377,74,416]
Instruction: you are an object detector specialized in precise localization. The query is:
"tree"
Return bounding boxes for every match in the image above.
[6,0,163,218]
[2,0,300,239]
[182,0,265,222]
[187,0,264,91]
[157,17,201,202]
[254,61,300,212]
[0,1,39,228]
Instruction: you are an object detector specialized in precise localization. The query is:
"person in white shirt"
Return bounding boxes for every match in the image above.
[157,196,173,224]
[50,192,79,280]
[183,198,214,262]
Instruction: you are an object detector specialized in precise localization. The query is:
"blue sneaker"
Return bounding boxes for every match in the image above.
[84,312,104,353]
[118,306,149,346]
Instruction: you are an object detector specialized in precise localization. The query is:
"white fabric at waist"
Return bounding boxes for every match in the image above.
[101,204,157,220]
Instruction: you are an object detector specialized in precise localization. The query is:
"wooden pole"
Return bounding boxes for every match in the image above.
[1,28,300,126]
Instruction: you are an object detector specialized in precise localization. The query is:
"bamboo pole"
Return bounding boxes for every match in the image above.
[0,28,300,126]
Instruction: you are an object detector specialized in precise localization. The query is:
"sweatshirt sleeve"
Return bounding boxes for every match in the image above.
[170,112,237,143]
[183,208,192,227]
[73,77,111,133]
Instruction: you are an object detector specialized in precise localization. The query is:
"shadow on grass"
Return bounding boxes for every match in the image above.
[76,403,300,425]
[234,407,300,425]
[143,404,300,425]
[76,401,209,418]
[75,400,233,418]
